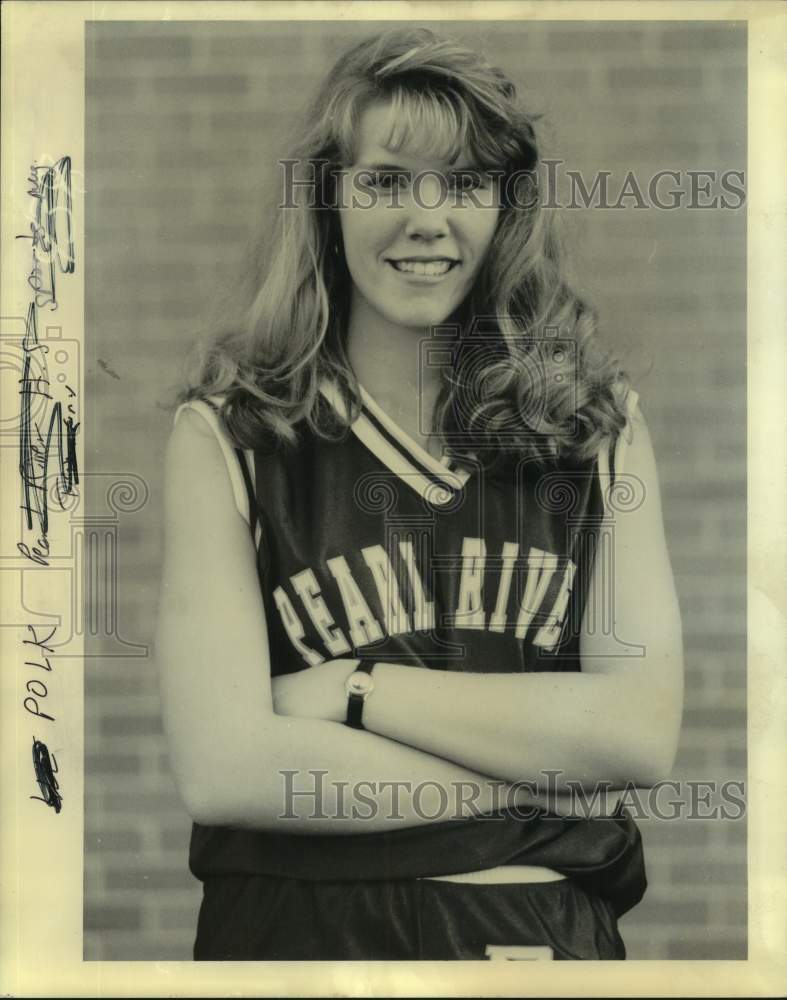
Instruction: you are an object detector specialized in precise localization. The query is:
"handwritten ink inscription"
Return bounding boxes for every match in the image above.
[17,157,75,311]
[14,154,75,815]
[17,303,79,559]
[16,154,79,565]
[24,625,62,810]
[31,739,62,813]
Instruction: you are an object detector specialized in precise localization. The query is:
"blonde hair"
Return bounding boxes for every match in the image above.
[181,27,630,468]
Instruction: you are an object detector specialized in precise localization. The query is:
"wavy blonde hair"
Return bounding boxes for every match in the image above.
[181,27,631,468]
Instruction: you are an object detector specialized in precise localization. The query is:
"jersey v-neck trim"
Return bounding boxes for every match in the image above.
[318,378,470,507]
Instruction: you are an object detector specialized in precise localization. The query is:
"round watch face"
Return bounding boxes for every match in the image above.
[347,672,373,697]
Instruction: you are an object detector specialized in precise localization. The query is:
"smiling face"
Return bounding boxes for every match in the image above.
[336,100,501,335]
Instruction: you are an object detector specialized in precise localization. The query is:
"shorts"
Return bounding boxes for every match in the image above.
[193,873,626,961]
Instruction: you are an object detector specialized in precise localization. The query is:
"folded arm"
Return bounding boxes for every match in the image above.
[156,408,559,835]
[275,407,684,791]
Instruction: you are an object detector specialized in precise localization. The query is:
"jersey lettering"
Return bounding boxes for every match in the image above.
[290,568,351,657]
[533,560,577,649]
[454,537,486,629]
[362,544,411,637]
[276,537,577,662]
[399,538,436,631]
[273,585,325,666]
[325,555,385,648]
[489,542,520,633]
[514,548,560,640]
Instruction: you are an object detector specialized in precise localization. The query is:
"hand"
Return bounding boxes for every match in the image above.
[271,659,361,724]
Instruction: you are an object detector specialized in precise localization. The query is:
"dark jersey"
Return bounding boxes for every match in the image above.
[175,379,646,917]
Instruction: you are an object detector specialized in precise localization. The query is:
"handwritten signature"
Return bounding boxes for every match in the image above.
[17,303,79,562]
[16,157,75,310]
[16,155,79,566]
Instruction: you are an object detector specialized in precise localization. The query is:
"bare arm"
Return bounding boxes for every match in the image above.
[274,405,684,791]
[155,408,549,834]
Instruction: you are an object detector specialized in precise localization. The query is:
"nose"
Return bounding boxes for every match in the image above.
[403,172,450,241]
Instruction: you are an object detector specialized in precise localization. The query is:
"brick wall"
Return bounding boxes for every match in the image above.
[85,20,746,960]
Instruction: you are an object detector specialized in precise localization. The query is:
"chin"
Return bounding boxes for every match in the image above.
[387,304,456,330]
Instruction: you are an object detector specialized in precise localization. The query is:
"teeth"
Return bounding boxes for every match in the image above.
[391,260,454,276]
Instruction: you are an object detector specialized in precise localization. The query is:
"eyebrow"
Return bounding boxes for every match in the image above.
[354,162,492,174]
[354,163,412,172]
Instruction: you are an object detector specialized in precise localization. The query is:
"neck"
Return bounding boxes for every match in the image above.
[345,296,443,420]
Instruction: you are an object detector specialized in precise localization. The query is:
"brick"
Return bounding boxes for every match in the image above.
[723,749,747,773]
[105,866,195,891]
[722,817,748,841]
[666,936,746,960]
[682,704,745,729]
[683,633,745,654]
[92,112,192,135]
[166,223,249,245]
[92,187,197,213]
[609,67,703,91]
[547,27,644,53]
[84,905,142,931]
[85,672,147,696]
[154,144,257,167]
[721,66,747,92]
[85,933,192,961]
[152,74,248,96]
[638,899,708,925]
[91,34,192,60]
[99,714,162,738]
[670,479,745,501]
[207,109,290,133]
[86,76,137,99]
[97,258,197,284]
[209,34,306,58]
[659,24,746,51]
[723,898,748,925]
[160,826,190,851]
[655,823,709,848]
[103,791,185,816]
[85,830,143,852]
[157,905,199,930]
[672,862,746,885]
[85,753,142,776]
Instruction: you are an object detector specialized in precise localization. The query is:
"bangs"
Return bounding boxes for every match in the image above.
[354,84,525,170]
[384,86,473,163]
[385,85,520,169]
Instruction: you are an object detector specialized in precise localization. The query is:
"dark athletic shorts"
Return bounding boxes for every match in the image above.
[194,873,626,961]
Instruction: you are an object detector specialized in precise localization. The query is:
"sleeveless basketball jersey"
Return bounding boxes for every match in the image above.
[174,379,646,917]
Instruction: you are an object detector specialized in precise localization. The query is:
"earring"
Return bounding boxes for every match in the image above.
[333,242,340,255]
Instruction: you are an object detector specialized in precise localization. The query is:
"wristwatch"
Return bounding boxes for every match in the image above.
[345,661,376,730]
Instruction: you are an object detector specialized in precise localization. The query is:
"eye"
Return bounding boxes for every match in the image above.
[448,170,489,193]
[360,169,411,191]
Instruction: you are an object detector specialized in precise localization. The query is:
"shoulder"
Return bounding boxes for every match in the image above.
[165,396,253,529]
[606,388,668,535]
[167,398,231,481]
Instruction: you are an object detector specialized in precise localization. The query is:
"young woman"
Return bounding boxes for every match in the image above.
[156,28,683,961]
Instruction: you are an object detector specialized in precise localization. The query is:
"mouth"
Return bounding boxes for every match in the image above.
[387,257,460,278]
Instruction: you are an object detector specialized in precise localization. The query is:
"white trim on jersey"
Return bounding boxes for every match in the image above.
[319,378,470,507]
[174,399,262,549]
[598,387,641,518]
[357,382,472,491]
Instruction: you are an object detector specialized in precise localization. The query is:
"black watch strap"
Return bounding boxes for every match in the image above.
[345,661,375,730]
